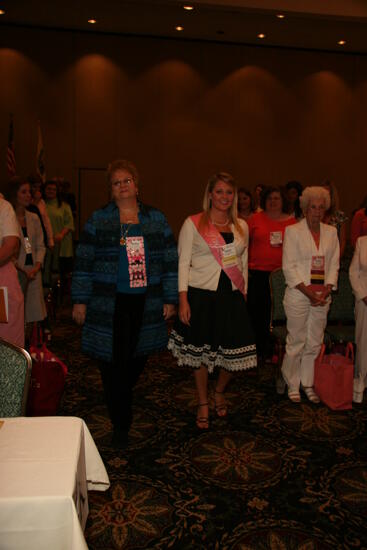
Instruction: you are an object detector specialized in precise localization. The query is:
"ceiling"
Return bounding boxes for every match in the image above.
[1,0,367,53]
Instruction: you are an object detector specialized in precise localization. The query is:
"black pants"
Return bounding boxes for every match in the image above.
[99,293,147,431]
[247,269,272,358]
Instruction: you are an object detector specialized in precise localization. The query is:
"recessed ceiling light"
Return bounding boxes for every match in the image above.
[257,33,266,39]
[0,9,5,15]
[175,26,184,31]
[338,40,346,46]
[276,14,285,19]
[183,5,194,10]
[88,19,97,24]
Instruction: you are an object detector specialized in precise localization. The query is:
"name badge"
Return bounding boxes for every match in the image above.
[311,255,325,270]
[270,231,282,247]
[24,236,32,255]
[126,236,147,288]
[221,243,237,268]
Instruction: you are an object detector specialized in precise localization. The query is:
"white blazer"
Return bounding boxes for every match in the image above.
[349,235,367,302]
[178,216,249,293]
[282,218,340,290]
[17,210,46,268]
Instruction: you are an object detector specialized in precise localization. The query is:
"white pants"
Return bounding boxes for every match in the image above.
[354,299,367,395]
[281,287,330,390]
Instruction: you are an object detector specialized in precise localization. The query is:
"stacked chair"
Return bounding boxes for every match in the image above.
[0,337,32,416]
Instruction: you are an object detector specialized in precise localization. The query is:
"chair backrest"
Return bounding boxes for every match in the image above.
[328,269,355,323]
[0,337,32,417]
[269,268,286,325]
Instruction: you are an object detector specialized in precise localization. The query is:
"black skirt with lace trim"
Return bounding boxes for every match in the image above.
[168,274,257,373]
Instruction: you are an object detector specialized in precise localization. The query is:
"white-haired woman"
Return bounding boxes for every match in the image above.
[349,236,367,403]
[168,172,257,429]
[281,186,340,403]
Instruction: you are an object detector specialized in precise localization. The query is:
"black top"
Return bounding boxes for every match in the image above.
[217,232,234,292]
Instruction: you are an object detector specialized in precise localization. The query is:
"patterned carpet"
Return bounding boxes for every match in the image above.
[51,307,367,549]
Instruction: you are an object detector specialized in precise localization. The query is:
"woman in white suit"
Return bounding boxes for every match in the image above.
[349,235,367,403]
[281,186,340,403]
[5,178,47,328]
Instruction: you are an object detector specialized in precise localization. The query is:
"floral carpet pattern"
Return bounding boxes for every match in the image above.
[51,309,367,549]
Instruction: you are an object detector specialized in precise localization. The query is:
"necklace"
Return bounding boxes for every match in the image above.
[211,217,229,227]
[120,223,132,246]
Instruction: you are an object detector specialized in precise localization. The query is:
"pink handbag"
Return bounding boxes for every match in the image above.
[27,325,68,416]
[314,343,354,410]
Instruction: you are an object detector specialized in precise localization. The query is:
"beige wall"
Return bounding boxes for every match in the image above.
[1,25,367,236]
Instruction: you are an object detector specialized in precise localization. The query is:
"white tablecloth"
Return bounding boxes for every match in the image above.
[0,416,110,550]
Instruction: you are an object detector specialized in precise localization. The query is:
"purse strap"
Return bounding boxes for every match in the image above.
[345,342,354,362]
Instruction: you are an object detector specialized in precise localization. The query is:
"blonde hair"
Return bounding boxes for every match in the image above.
[200,172,244,236]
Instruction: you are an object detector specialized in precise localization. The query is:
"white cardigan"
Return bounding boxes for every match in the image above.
[282,218,339,290]
[349,235,367,302]
[178,216,249,293]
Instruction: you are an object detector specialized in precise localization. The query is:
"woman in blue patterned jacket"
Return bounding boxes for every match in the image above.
[72,160,178,448]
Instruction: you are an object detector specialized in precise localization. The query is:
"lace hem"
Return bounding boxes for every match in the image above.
[168,331,257,373]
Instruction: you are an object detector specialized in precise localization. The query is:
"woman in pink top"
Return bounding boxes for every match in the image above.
[247,186,297,362]
[0,197,24,347]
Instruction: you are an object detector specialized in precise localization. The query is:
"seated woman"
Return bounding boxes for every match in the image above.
[237,187,255,222]
[72,159,178,448]
[281,186,340,403]
[168,172,256,429]
[0,196,23,347]
[247,186,297,363]
[4,178,47,338]
[349,235,367,403]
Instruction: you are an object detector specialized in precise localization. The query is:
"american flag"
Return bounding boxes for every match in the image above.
[6,115,16,177]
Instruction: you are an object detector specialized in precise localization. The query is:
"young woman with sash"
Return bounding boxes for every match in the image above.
[168,172,257,429]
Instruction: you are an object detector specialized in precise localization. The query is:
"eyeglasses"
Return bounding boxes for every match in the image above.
[112,178,133,187]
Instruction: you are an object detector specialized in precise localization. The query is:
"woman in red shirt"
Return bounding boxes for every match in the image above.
[351,199,367,248]
[247,186,297,363]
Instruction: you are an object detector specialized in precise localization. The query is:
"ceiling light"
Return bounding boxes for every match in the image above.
[338,40,346,46]
[175,26,184,31]
[0,10,5,15]
[183,5,194,10]
[257,33,266,39]
[276,14,285,19]
[88,19,97,24]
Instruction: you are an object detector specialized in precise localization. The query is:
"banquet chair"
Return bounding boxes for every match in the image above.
[325,269,355,345]
[0,337,32,417]
[269,268,287,393]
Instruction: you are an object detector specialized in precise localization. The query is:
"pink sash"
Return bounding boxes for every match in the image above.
[190,213,245,295]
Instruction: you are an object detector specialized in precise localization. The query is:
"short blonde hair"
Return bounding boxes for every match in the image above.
[299,186,330,214]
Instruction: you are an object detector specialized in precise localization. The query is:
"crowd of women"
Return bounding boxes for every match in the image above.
[1,161,366,447]
[0,175,75,347]
[68,159,367,448]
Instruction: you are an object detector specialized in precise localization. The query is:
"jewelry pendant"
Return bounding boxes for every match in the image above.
[120,237,126,246]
